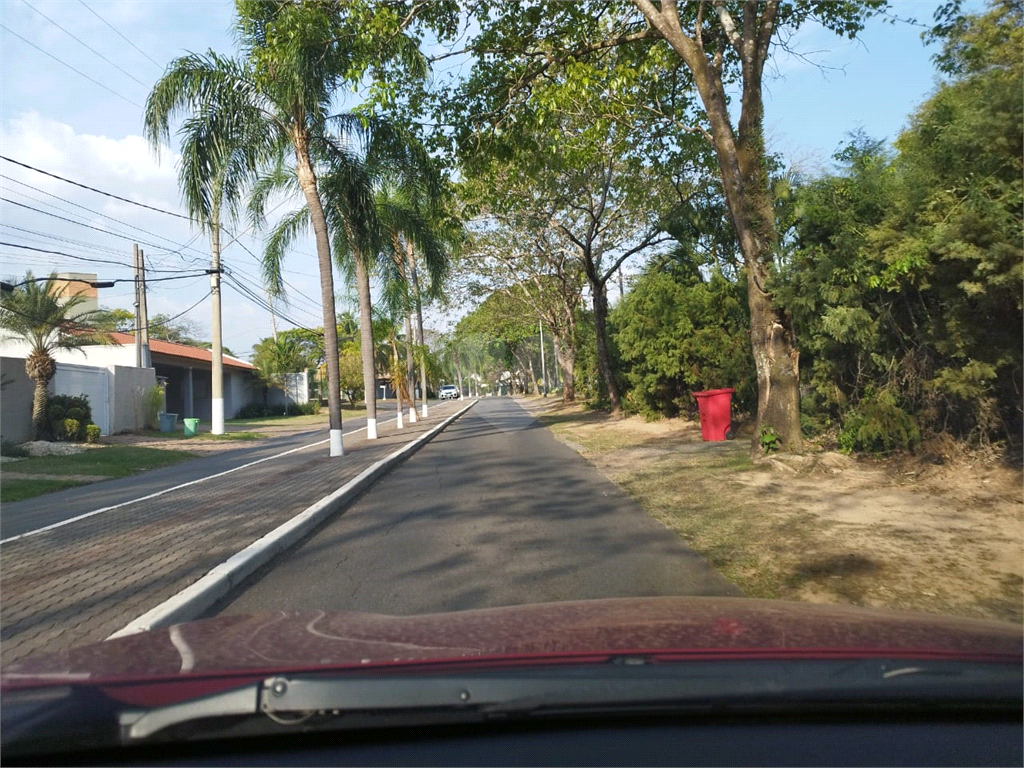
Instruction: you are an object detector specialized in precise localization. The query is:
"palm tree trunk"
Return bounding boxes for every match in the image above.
[353,252,378,438]
[31,377,48,440]
[293,131,343,456]
[404,312,417,422]
[406,241,428,418]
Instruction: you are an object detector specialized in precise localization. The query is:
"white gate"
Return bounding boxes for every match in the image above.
[53,363,110,435]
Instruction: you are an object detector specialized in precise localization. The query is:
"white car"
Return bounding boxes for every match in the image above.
[438,384,460,400]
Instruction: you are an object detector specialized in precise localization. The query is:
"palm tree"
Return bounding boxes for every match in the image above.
[143,2,421,456]
[0,274,109,439]
[256,121,449,439]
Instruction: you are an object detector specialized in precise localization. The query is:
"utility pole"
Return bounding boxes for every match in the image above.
[133,244,151,368]
[539,318,547,397]
[267,289,279,341]
[139,248,151,368]
[209,218,225,435]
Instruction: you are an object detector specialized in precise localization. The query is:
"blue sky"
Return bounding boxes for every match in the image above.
[0,1,967,357]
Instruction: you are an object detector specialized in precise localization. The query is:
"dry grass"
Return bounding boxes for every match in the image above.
[523,397,1023,623]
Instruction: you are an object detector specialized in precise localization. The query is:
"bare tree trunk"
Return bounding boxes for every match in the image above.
[293,132,344,456]
[631,1,801,449]
[591,281,621,415]
[554,334,575,402]
[353,253,378,439]
[528,356,540,396]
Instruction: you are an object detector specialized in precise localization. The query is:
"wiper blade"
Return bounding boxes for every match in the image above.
[121,685,259,740]
[115,659,1022,742]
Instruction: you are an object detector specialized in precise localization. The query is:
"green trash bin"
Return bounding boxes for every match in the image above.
[183,418,200,437]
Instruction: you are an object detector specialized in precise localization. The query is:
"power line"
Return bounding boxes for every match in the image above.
[0,23,143,109]
[0,196,205,259]
[77,0,163,70]
[223,271,321,334]
[21,0,150,88]
[1,156,190,220]
[0,242,202,274]
[0,174,208,264]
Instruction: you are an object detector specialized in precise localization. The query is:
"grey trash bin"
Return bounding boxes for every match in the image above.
[159,412,178,433]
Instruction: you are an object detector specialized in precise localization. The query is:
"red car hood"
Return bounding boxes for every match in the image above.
[3,598,1021,687]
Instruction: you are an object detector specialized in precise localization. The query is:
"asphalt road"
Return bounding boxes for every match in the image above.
[213,397,739,618]
[0,406,432,539]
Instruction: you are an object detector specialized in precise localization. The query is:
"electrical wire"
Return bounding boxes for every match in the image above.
[21,0,151,88]
[0,242,205,274]
[0,174,209,264]
[77,0,163,70]
[0,156,190,220]
[0,197,206,260]
[0,23,143,109]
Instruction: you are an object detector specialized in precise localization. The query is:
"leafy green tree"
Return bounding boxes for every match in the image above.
[252,336,307,389]
[0,274,110,439]
[780,0,1023,450]
[145,0,424,455]
[402,0,892,447]
[613,256,755,419]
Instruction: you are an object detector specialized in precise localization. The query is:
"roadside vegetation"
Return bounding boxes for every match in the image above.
[438,0,1021,464]
[528,398,1023,624]
[1,445,197,503]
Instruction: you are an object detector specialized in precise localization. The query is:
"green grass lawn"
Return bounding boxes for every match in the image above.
[1,445,197,503]
[228,406,366,427]
[137,430,267,441]
[1,477,91,503]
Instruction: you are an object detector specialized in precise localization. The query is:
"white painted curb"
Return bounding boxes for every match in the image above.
[108,400,478,640]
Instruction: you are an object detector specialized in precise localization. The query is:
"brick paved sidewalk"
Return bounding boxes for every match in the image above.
[0,401,467,666]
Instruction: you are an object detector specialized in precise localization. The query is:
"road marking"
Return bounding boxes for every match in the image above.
[0,412,432,545]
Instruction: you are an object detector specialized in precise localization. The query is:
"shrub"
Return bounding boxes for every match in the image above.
[759,425,781,453]
[0,440,29,457]
[237,403,271,419]
[47,395,92,439]
[838,392,921,455]
[285,402,319,416]
[85,424,101,444]
[63,418,81,442]
[143,383,165,430]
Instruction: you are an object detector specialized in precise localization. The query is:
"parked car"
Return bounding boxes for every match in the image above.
[438,384,460,400]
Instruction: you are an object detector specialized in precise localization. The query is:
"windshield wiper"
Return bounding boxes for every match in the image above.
[115,659,1022,742]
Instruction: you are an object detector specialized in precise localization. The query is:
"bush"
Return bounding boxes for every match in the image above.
[144,384,165,430]
[0,440,29,458]
[85,424,101,444]
[237,403,272,419]
[46,395,92,439]
[286,402,319,416]
[63,418,81,442]
[838,392,921,455]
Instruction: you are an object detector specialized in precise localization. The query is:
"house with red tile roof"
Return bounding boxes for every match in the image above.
[1,332,277,440]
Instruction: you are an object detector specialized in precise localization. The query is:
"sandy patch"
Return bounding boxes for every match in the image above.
[518,396,1023,623]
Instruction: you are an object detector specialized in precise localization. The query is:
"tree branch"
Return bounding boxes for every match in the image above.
[711,0,743,55]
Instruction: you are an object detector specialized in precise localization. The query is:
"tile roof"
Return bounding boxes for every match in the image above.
[107,332,255,370]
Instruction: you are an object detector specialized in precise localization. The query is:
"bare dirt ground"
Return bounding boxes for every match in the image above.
[519,396,1023,623]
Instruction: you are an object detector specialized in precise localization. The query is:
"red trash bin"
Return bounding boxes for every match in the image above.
[693,388,735,441]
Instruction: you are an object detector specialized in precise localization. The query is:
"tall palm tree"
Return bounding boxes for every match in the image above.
[144,2,421,456]
[0,274,109,439]
[256,121,449,439]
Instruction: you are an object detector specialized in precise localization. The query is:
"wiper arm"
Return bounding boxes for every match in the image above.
[116,660,1022,742]
[121,685,259,740]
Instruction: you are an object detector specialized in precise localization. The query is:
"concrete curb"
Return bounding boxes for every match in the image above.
[108,399,478,639]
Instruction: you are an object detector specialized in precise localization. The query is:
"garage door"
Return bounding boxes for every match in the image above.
[53,363,109,435]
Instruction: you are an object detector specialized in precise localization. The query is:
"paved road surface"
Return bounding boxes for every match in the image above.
[213,397,738,618]
[1,407,431,539]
